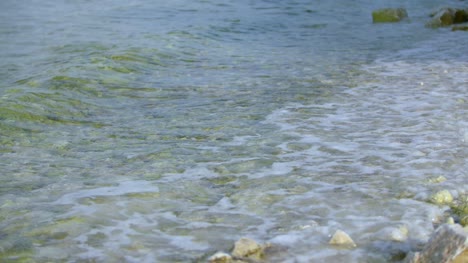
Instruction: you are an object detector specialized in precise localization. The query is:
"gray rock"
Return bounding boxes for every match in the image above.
[404,224,468,263]
[372,8,408,23]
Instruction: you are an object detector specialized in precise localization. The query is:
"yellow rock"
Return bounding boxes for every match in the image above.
[329,229,356,248]
[430,190,454,205]
[232,237,263,258]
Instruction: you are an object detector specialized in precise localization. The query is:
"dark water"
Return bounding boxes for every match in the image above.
[1,0,467,262]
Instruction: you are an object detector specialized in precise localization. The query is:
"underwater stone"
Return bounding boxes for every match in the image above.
[329,229,356,248]
[374,225,409,242]
[427,176,447,184]
[430,190,454,205]
[404,224,468,263]
[372,8,408,23]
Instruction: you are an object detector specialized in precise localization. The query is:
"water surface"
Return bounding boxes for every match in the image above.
[1,0,467,262]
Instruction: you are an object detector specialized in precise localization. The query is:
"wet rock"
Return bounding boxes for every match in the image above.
[208,237,290,263]
[427,8,468,28]
[451,193,468,227]
[430,189,453,205]
[447,217,456,225]
[208,238,288,263]
[329,229,356,248]
[454,9,468,24]
[208,252,233,263]
[404,224,468,263]
[232,237,264,260]
[372,8,408,23]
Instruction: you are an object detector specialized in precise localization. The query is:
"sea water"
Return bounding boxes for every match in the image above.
[0,0,467,262]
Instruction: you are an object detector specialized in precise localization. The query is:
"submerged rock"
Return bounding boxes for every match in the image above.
[426,175,447,184]
[329,229,356,248]
[404,224,468,263]
[373,225,409,242]
[372,8,408,23]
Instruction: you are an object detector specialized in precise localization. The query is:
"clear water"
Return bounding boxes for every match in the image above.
[0,0,467,262]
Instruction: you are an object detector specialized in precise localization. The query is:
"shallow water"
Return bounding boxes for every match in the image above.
[1,0,467,262]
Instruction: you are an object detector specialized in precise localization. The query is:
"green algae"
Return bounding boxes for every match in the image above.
[99,65,135,74]
[0,121,40,148]
[25,216,87,246]
[0,103,102,128]
[0,234,34,262]
[48,75,104,97]
[450,193,468,226]
[86,232,107,248]
[124,192,161,199]
[219,158,275,174]
[206,175,238,185]
[0,106,47,123]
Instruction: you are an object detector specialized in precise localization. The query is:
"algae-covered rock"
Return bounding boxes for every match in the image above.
[329,229,356,248]
[430,190,453,205]
[454,9,468,23]
[427,8,468,28]
[451,193,468,227]
[372,8,408,23]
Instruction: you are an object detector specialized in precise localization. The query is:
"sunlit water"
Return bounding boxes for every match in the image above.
[1,0,467,262]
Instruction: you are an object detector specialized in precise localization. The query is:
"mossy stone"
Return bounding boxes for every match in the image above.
[372,8,408,23]
[430,190,454,205]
